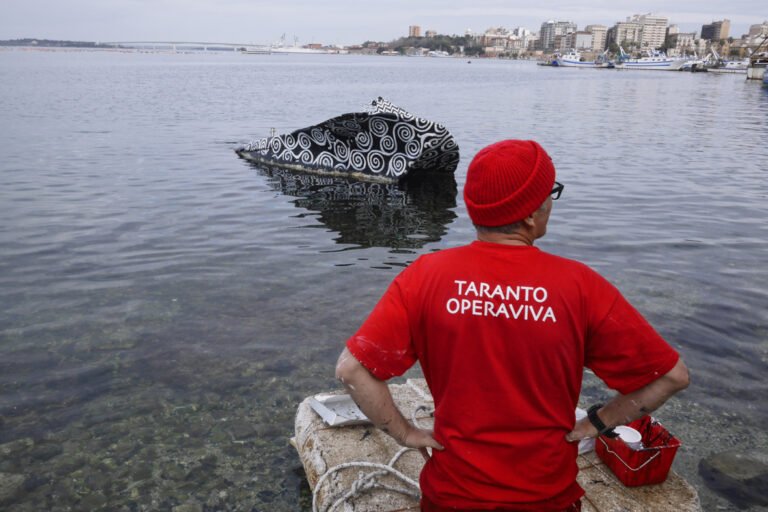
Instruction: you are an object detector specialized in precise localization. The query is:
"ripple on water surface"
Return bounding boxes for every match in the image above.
[0,51,766,510]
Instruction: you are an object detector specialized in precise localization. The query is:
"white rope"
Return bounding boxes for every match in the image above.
[311,455,421,512]
[312,408,434,512]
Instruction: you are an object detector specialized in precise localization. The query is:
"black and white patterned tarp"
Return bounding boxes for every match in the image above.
[236,98,459,182]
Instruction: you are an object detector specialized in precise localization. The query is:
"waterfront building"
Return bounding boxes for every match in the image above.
[523,33,540,51]
[513,27,532,37]
[405,47,429,56]
[540,20,577,51]
[696,38,708,55]
[409,25,421,38]
[564,31,593,50]
[607,22,643,49]
[701,20,730,41]
[628,13,669,49]
[554,34,568,51]
[667,32,696,56]
[746,22,768,44]
[585,25,607,52]
[511,27,537,52]
[482,27,510,53]
[507,37,522,49]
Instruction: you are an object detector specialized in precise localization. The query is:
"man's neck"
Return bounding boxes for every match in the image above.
[476,230,535,246]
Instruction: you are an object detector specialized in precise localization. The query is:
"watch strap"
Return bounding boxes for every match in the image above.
[587,404,619,438]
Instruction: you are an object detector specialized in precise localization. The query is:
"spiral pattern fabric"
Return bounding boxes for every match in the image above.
[238,98,459,182]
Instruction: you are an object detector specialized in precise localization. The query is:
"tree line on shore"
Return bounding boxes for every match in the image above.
[0,38,113,48]
[362,35,486,57]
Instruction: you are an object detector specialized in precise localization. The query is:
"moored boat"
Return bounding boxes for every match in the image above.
[555,49,613,68]
[680,51,707,72]
[707,49,748,72]
[615,47,687,71]
[269,33,329,54]
[746,35,768,80]
[747,53,768,80]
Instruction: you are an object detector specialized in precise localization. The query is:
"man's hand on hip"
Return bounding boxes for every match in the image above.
[402,426,444,451]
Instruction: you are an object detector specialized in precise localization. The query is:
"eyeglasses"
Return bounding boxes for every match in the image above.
[550,181,564,200]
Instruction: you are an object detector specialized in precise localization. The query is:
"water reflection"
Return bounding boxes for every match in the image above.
[250,163,458,248]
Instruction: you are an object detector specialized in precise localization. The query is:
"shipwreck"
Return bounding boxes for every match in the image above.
[235,98,460,183]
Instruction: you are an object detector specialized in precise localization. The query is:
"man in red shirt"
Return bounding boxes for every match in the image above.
[335,140,690,511]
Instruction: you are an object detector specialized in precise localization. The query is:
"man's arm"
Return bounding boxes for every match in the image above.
[566,357,690,442]
[335,348,444,452]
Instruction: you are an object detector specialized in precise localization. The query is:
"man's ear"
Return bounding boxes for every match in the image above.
[521,214,536,230]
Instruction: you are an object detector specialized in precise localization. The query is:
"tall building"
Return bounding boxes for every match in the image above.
[608,22,643,48]
[564,31,593,50]
[627,13,669,48]
[482,27,512,53]
[513,27,532,37]
[409,25,421,38]
[525,34,540,51]
[585,25,607,52]
[747,22,768,41]
[667,32,696,56]
[539,20,577,51]
[701,20,730,41]
[425,30,437,38]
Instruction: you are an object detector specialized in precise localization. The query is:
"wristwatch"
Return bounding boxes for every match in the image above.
[587,404,618,438]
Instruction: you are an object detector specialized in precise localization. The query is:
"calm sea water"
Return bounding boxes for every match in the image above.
[1,49,767,511]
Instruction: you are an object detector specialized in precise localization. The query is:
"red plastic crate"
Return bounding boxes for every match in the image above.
[595,416,681,487]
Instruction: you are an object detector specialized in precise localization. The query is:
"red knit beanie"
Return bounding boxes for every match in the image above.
[464,140,556,226]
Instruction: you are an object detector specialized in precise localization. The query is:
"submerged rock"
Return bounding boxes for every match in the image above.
[0,472,25,505]
[171,499,203,512]
[236,98,460,183]
[699,451,768,508]
[0,438,34,458]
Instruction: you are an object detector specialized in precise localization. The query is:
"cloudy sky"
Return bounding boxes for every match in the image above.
[1,0,766,45]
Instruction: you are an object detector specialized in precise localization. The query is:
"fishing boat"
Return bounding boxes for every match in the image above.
[746,34,768,80]
[235,98,460,183]
[615,47,687,71]
[554,49,613,68]
[723,59,749,70]
[538,53,560,66]
[747,52,768,80]
[707,49,748,72]
[680,51,707,72]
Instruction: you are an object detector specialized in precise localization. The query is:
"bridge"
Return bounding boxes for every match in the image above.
[101,41,270,52]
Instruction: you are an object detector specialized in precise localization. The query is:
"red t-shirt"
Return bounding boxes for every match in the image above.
[346,241,679,510]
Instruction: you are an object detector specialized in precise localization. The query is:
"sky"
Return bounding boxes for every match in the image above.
[1,0,766,46]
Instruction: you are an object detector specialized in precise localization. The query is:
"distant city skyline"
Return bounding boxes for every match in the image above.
[1,0,766,46]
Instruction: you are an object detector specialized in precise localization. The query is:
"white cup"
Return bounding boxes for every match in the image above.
[614,426,643,450]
